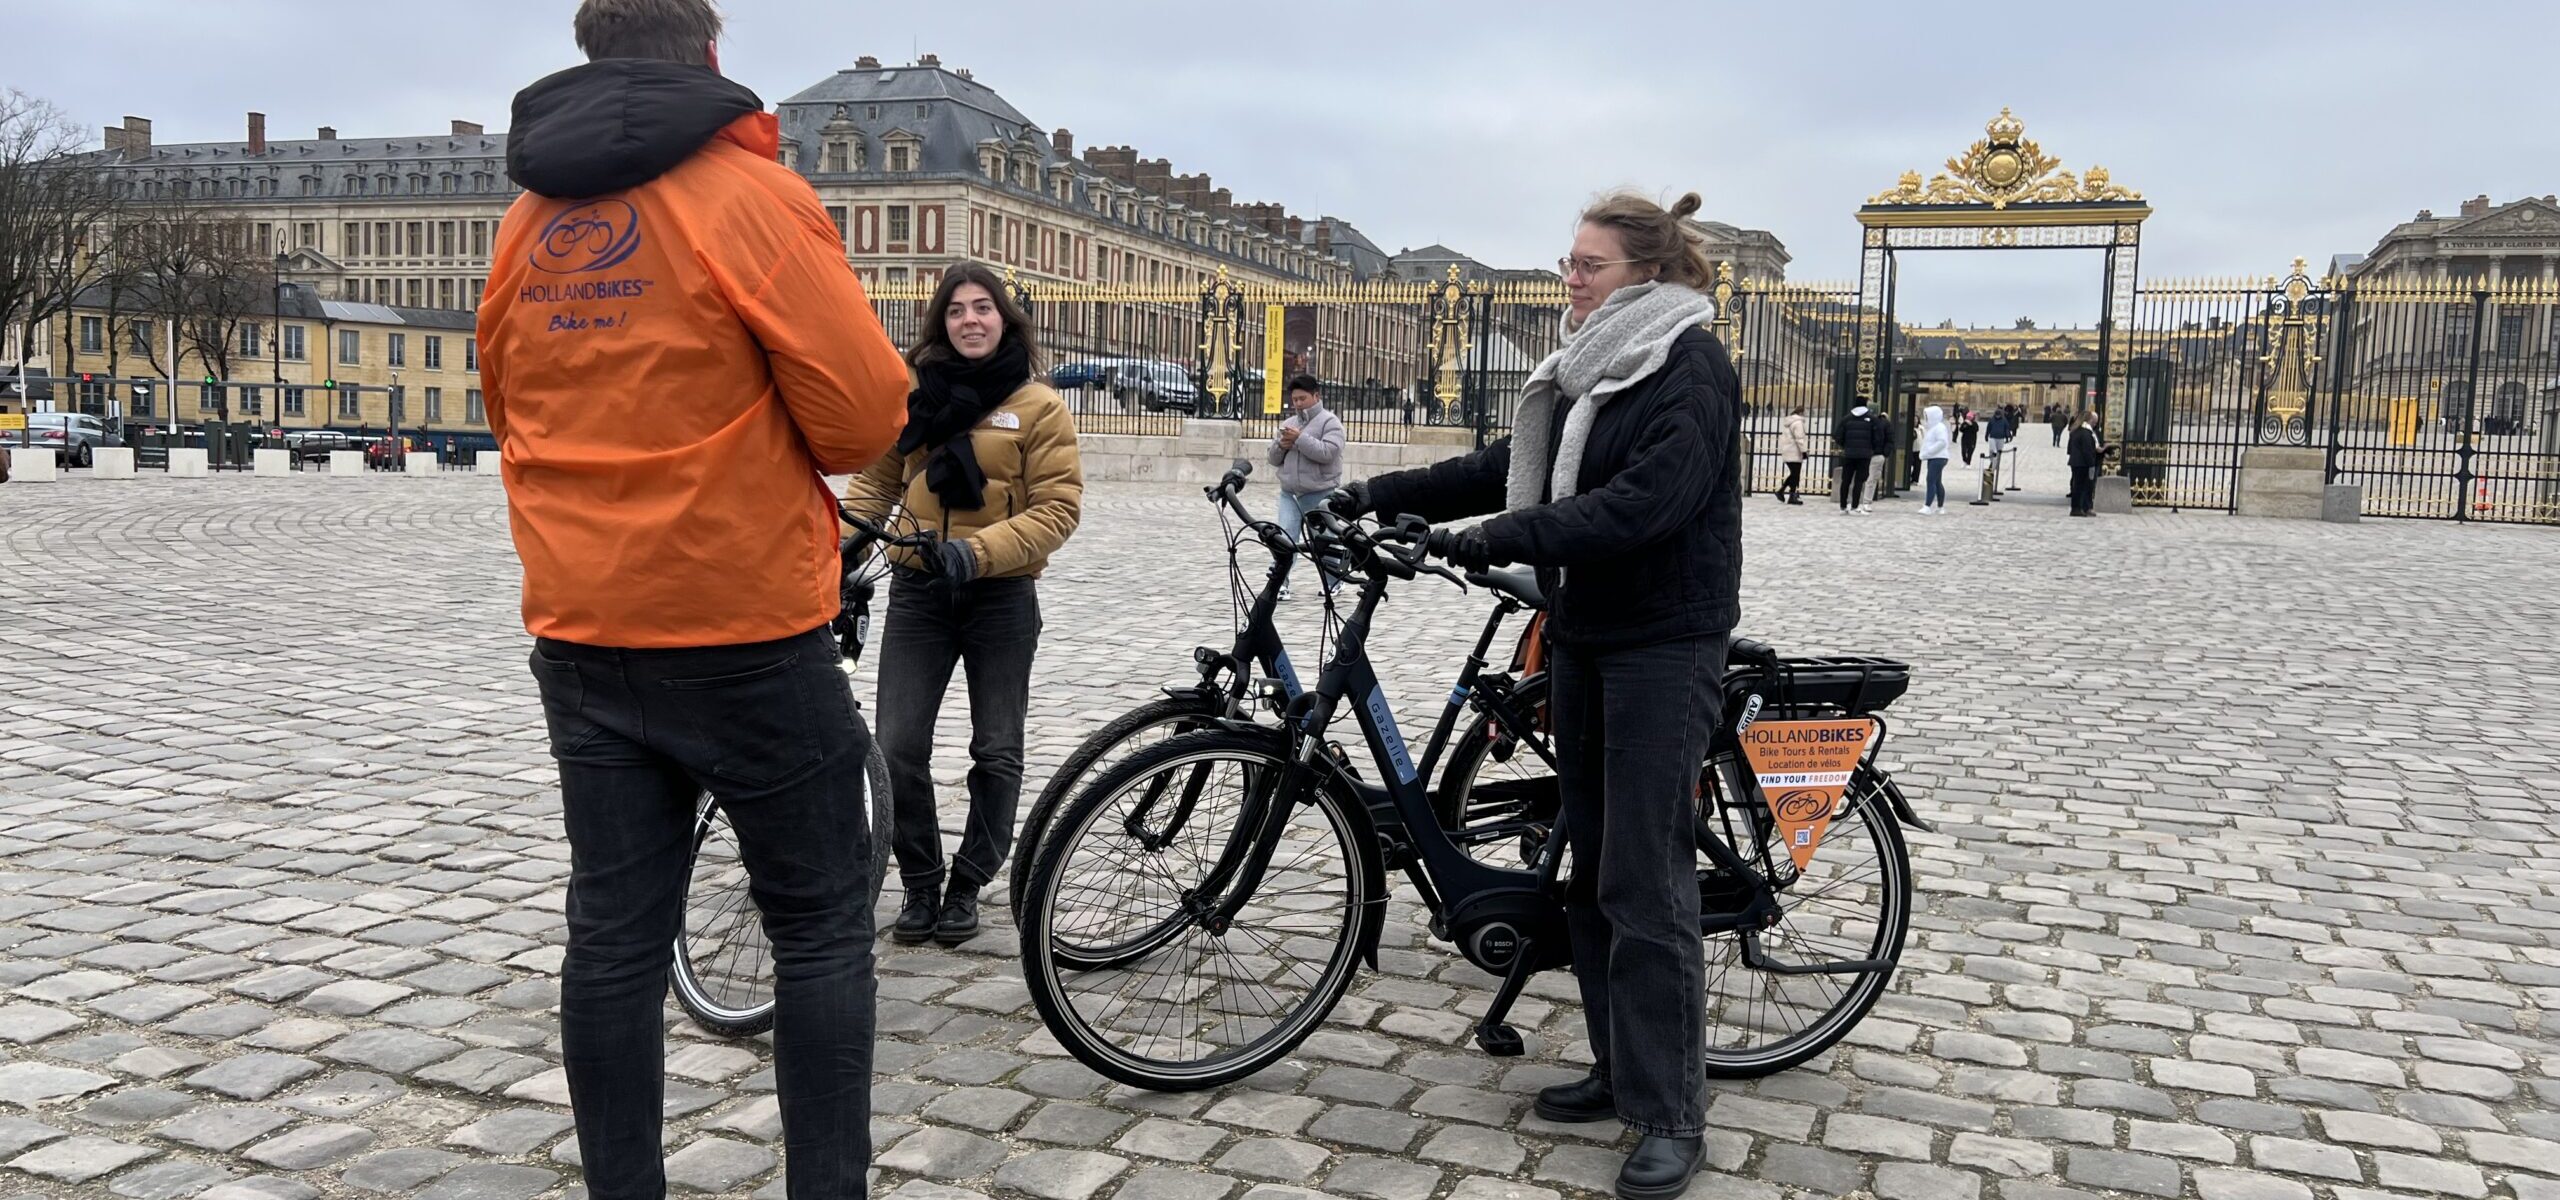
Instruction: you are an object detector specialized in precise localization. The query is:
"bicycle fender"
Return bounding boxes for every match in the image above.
[1870,770,1934,834]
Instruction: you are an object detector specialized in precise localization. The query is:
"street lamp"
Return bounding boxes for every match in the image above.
[271,251,288,443]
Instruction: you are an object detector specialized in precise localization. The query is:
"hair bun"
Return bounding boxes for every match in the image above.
[1669,192,1703,220]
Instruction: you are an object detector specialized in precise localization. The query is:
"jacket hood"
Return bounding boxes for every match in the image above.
[1850,404,1870,416]
[507,60,765,199]
[1923,406,1946,428]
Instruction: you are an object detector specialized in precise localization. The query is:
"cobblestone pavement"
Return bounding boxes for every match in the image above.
[1,449,2556,1200]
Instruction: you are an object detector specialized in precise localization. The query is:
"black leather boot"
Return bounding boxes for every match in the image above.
[1615,1134,1705,1200]
[1533,1073,1615,1123]
[935,880,981,947]
[892,883,940,945]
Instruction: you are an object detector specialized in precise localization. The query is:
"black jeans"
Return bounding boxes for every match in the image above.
[1838,458,1870,510]
[875,571,1042,893]
[1550,632,1726,1138]
[532,625,875,1200]
[2070,467,2098,514]
[1779,461,1802,502]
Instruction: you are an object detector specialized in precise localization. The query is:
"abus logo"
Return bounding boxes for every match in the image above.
[532,200,643,274]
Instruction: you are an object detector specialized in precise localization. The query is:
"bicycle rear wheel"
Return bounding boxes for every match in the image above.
[671,711,893,1038]
[1021,728,1372,1091]
[1010,693,1224,924]
[1696,759,1911,1076]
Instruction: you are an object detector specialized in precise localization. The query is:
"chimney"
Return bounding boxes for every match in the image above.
[1135,157,1173,195]
[856,55,881,69]
[1052,128,1073,158]
[2461,194,2492,219]
[452,120,483,137]
[918,52,941,67]
[956,68,972,80]
[122,116,152,152]
[2416,209,2433,221]
[1316,223,1334,256]
[103,126,127,154]
[318,126,337,142]
[247,112,266,156]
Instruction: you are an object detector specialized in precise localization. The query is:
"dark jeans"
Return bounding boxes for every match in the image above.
[1924,457,1947,507]
[1838,458,1870,509]
[532,625,875,1200]
[1551,633,1726,1138]
[1779,460,1803,501]
[876,571,1042,893]
[2070,467,2098,514]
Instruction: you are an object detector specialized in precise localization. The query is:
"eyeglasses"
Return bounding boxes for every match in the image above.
[1558,256,1639,280]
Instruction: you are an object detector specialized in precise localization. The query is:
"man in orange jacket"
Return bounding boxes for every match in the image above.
[476,2,908,1195]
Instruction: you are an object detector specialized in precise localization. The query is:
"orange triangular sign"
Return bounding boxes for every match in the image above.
[1738,719,1877,870]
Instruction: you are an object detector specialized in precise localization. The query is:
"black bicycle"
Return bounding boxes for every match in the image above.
[1007,463,1561,924]
[669,509,931,1036]
[1017,511,1928,1089]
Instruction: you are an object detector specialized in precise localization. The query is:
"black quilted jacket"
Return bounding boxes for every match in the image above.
[1365,327,1741,650]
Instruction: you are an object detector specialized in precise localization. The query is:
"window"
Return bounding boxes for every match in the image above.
[425,336,443,370]
[337,385,361,420]
[387,333,406,367]
[301,176,319,197]
[345,222,363,256]
[130,382,153,417]
[197,383,219,412]
[437,222,455,256]
[889,146,911,172]
[347,176,366,196]
[241,323,262,358]
[887,267,909,284]
[2497,313,2526,363]
[827,205,849,245]
[465,338,477,371]
[425,387,443,424]
[374,222,390,255]
[131,324,151,354]
[405,222,423,256]
[284,386,305,417]
[466,388,485,425]
[283,325,306,362]
[2447,309,2474,362]
[915,105,928,118]
[823,141,851,173]
[79,317,102,353]
[470,221,489,257]
[240,386,262,416]
[866,105,880,120]
[437,279,455,310]
[339,329,362,365]
[79,377,107,409]
[407,280,424,308]
[888,206,911,245]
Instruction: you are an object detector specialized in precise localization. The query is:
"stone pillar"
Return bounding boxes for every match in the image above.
[2092,475,2132,515]
[92,447,136,479]
[2235,446,2328,519]
[167,448,210,477]
[329,450,364,475]
[252,449,291,476]
[404,451,438,475]
[5,446,58,482]
[476,451,504,474]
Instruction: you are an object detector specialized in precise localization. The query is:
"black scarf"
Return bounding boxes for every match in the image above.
[898,338,1031,512]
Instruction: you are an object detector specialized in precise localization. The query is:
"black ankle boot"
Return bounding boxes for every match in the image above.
[1533,1073,1615,1123]
[935,881,981,946]
[1615,1134,1705,1200]
[892,884,940,945]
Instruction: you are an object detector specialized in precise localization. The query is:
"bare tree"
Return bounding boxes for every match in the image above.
[119,204,273,422]
[0,88,114,405]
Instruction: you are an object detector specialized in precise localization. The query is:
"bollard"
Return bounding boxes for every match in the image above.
[404,451,439,475]
[329,450,365,476]
[92,447,137,479]
[252,449,291,477]
[475,450,504,475]
[1969,450,1997,507]
[167,448,211,477]
[5,446,58,482]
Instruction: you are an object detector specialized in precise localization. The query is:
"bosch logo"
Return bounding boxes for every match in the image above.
[1772,788,1831,824]
[531,200,643,274]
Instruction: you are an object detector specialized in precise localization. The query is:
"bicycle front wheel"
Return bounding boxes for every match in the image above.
[1020,728,1372,1091]
[1433,673,1556,868]
[1011,693,1225,924]
[671,712,893,1038]
[1697,759,1912,1077]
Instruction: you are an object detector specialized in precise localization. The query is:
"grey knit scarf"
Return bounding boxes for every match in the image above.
[1505,281,1717,510]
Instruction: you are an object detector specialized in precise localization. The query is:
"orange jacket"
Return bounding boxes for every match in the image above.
[479,69,907,649]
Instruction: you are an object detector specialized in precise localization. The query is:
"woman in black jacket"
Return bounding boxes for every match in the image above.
[1333,191,1739,1200]
[2067,407,2104,515]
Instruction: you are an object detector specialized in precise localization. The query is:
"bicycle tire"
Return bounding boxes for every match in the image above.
[1010,693,1225,924]
[1431,673,1554,866]
[1697,762,1911,1077]
[1020,728,1373,1092]
[671,709,893,1038]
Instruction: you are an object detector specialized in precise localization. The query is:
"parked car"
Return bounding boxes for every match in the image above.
[1115,361,1202,414]
[1050,358,1123,391]
[284,430,375,465]
[21,412,122,468]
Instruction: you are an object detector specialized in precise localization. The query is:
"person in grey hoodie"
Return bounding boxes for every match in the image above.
[1268,374,1347,597]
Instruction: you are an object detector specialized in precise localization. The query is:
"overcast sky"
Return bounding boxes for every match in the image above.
[16,1,2557,325]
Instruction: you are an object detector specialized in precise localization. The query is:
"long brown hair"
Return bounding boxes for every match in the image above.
[908,262,1043,372]
[1580,191,1715,289]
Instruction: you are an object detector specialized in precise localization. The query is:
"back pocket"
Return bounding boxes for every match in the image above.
[662,651,825,789]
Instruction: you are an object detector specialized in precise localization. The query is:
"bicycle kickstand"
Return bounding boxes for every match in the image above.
[1471,938,1538,1058]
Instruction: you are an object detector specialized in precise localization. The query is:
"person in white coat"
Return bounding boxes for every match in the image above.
[1917,405,1952,513]
[1775,406,1809,504]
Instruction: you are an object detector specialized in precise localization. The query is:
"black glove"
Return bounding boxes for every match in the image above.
[1426,527,1496,569]
[1327,479,1371,519]
[936,538,979,585]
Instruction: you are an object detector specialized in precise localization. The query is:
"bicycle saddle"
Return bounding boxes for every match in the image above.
[1467,565,1546,609]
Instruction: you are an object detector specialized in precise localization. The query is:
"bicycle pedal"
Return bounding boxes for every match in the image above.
[1473,1023,1525,1057]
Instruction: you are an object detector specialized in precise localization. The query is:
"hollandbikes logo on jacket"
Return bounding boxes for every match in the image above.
[523,200,657,332]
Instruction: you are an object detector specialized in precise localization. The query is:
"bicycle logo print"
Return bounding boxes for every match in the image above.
[1739,719,1877,870]
[531,200,644,274]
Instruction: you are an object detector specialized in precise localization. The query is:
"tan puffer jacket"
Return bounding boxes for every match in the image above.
[842,381,1084,578]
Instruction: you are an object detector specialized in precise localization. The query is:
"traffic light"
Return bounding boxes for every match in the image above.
[323,378,335,390]
[79,373,92,383]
